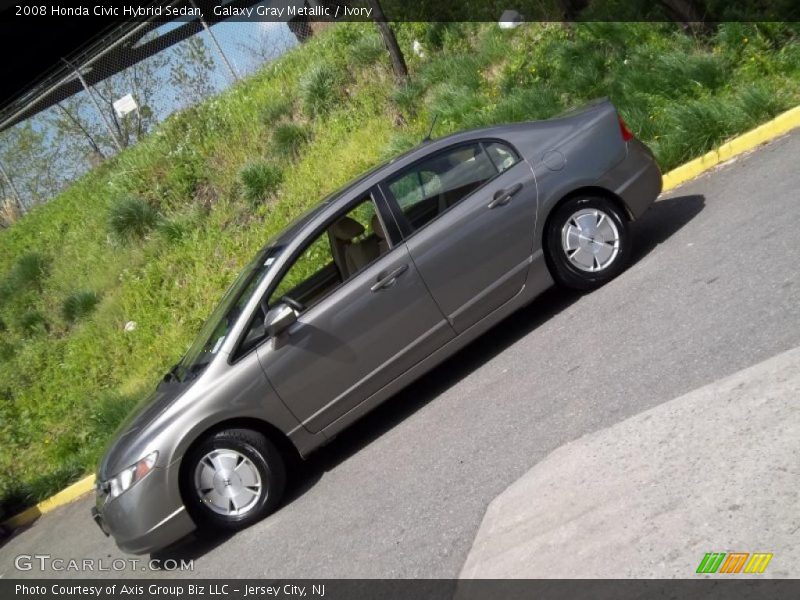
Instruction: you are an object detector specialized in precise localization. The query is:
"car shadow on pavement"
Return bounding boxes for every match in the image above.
[631,193,705,263]
[150,193,704,564]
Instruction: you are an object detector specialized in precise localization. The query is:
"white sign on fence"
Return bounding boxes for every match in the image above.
[112,94,138,119]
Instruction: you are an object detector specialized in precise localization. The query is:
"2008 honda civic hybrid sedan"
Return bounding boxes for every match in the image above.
[92,98,662,553]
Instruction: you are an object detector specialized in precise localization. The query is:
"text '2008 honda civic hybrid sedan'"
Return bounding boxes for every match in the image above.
[92,98,662,553]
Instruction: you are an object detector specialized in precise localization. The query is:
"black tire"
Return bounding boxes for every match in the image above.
[545,195,631,291]
[181,428,286,531]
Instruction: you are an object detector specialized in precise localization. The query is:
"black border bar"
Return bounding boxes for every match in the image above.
[1,0,800,23]
[5,579,800,600]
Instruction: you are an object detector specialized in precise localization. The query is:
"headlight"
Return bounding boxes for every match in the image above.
[106,451,158,500]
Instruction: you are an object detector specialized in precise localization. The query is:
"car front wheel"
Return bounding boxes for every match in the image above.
[181,428,286,531]
[545,195,631,291]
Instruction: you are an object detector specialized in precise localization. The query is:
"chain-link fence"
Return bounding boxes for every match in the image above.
[0,12,316,224]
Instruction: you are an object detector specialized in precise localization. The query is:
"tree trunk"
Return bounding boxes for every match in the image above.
[368,0,408,83]
[657,0,713,34]
[56,103,106,158]
[559,0,589,20]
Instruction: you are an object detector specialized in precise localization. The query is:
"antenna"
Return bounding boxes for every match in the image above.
[422,114,438,143]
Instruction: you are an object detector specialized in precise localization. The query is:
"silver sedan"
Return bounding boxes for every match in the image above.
[92,98,662,554]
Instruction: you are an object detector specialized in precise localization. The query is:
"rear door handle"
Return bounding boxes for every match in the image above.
[370,264,409,292]
[488,182,523,209]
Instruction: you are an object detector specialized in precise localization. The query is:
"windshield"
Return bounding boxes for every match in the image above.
[172,246,282,382]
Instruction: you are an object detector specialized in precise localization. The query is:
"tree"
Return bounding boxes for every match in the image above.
[93,53,164,147]
[169,36,217,108]
[0,121,64,209]
[367,0,408,84]
[47,36,166,168]
[238,23,299,72]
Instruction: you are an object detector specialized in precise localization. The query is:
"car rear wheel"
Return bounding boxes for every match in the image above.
[181,428,286,531]
[545,195,631,291]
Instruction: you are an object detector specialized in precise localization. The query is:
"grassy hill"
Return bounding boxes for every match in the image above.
[1,21,799,515]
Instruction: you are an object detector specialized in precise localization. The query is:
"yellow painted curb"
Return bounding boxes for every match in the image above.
[662,105,800,191]
[2,104,800,535]
[2,475,95,530]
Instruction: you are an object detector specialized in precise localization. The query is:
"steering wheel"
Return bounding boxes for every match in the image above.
[281,296,305,313]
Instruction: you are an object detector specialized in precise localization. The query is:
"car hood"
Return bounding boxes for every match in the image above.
[97,379,189,480]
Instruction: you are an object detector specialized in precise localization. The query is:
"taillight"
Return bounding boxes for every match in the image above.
[618,116,634,142]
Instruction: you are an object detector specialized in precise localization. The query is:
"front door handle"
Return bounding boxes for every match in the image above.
[370,264,408,292]
[488,182,523,209]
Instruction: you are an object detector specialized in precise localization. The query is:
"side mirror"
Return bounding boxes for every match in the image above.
[264,303,297,337]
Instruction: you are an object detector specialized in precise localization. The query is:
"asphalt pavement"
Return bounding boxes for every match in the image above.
[1,130,799,579]
[461,344,800,578]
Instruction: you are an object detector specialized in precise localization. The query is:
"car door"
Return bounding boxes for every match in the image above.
[255,190,454,433]
[381,140,538,333]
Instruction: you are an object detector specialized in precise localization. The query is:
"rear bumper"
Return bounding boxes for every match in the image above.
[93,467,196,555]
[600,138,663,219]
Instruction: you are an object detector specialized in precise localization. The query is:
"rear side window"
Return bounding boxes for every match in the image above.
[485,141,519,173]
[386,143,497,232]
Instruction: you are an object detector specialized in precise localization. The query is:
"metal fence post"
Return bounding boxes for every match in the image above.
[61,57,124,152]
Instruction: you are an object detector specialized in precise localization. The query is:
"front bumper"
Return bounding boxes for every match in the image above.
[93,466,196,554]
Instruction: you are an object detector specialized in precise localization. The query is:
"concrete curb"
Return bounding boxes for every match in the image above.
[2,104,800,534]
[1,475,95,531]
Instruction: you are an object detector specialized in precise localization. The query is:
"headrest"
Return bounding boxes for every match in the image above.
[371,214,386,240]
[331,216,365,241]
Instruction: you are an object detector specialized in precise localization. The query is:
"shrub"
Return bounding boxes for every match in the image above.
[261,96,295,125]
[734,83,787,125]
[108,196,161,241]
[61,290,100,323]
[0,339,14,362]
[391,81,424,116]
[157,218,189,243]
[299,62,345,117]
[419,53,484,91]
[348,33,386,67]
[272,123,311,159]
[239,162,283,204]
[11,252,50,291]
[17,311,47,335]
[427,84,484,128]
[654,98,742,168]
[617,52,727,101]
[489,86,562,124]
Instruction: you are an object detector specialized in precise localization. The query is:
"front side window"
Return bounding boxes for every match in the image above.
[268,194,389,308]
[386,143,498,232]
[233,194,390,358]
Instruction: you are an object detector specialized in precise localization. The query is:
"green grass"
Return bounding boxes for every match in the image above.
[260,96,295,125]
[0,21,799,515]
[272,122,312,159]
